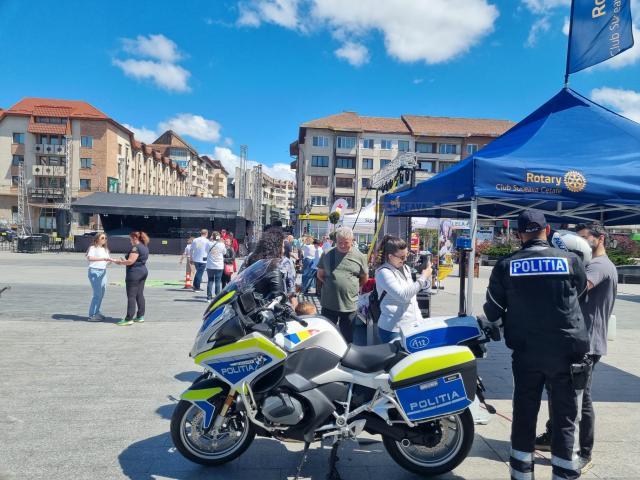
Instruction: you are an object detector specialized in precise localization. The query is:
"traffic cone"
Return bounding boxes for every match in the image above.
[184,273,193,289]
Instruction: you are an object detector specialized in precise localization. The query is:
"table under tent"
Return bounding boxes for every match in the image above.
[382,88,640,313]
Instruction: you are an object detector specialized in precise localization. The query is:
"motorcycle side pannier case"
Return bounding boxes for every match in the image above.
[389,346,476,422]
[400,315,481,353]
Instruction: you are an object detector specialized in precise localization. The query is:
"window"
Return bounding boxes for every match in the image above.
[419,160,435,173]
[80,179,91,191]
[336,177,354,188]
[336,157,354,169]
[380,139,392,150]
[416,142,435,153]
[12,155,24,166]
[466,144,479,155]
[12,176,19,186]
[438,143,458,154]
[362,158,373,169]
[310,175,328,187]
[118,144,123,155]
[361,198,373,207]
[361,178,371,189]
[311,195,327,206]
[342,196,354,208]
[170,147,188,157]
[311,155,329,167]
[35,116,66,124]
[363,138,374,149]
[81,136,93,148]
[438,161,456,172]
[336,136,356,149]
[80,158,93,169]
[312,136,329,147]
[79,213,91,226]
[12,133,24,144]
[381,159,391,168]
[12,206,19,224]
[398,140,410,152]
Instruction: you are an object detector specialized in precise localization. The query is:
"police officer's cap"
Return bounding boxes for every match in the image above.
[517,210,547,233]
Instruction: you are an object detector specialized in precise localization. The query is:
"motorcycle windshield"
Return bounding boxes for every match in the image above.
[205,258,281,313]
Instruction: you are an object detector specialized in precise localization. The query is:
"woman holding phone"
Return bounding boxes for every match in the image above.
[374,235,432,343]
[113,231,150,326]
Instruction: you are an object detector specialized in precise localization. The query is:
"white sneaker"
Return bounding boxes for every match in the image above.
[87,315,102,322]
[579,456,594,475]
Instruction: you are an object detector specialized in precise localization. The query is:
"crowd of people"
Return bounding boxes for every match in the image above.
[81,209,619,478]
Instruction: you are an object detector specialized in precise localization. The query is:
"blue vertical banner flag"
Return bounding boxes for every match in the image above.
[566,0,634,75]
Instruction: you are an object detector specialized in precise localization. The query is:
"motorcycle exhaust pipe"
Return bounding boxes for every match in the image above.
[359,413,407,442]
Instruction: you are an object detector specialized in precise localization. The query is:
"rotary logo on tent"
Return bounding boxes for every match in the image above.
[563,171,587,193]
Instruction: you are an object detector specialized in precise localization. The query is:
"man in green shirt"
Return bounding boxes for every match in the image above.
[317,226,368,343]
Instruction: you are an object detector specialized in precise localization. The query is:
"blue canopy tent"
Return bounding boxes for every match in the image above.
[383,88,640,311]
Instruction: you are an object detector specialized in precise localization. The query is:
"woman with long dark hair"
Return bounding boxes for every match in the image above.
[86,232,112,321]
[114,231,150,326]
[242,228,287,299]
[375,235,432,343]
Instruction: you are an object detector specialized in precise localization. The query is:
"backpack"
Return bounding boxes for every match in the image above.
[367,288,386,324]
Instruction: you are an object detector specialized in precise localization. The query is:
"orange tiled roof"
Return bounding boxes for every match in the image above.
[302,112,410,134]
[401,115,515,138]
[27,120,68,135]
[7,98,109,119]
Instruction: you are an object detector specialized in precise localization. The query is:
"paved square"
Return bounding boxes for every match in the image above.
[1,252,638,479]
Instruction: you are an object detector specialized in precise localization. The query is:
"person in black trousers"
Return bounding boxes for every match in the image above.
[222,237,236,289]
[114,231,150,326]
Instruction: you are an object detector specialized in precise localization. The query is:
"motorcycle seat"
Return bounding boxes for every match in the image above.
[341,342,403,373]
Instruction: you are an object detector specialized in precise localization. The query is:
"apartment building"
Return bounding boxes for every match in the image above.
[235,166,296,227]
[290,111,515,235]
[152,132,228,198]
[0,98,194,233]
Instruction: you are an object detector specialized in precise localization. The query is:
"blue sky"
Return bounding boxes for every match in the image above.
[1,0,639,180]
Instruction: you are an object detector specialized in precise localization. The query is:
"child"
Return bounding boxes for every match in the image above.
[295,301,317,316]
[180,237,195,279]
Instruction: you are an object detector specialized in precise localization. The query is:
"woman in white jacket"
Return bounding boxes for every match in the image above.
[375,235,432,343]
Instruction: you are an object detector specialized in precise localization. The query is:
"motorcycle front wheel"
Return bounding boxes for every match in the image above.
[170,399,255,466]
[382,408,474,476]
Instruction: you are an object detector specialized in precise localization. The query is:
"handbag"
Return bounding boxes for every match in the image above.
[224,263,234,276]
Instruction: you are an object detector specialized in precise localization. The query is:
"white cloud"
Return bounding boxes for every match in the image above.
[224,137,234,146]
[158,114,222,142]
[123,123,158,144]
[591,87,640,123]
[122,34,181,62]
[413,78,424,84]
[562,16,570,36]
[312,0,499,64]
[238,0,301,29]
[113,59,191,92]
[113,34,191,92]
[526,16,551,47]
[334,41,369,66]
[521,0,569,14]
[238,0,499,65]
[214,146,296,182]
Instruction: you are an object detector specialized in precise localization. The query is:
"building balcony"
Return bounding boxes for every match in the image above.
[335,168,356,175]
[32,165,66,177]
[29,187,65,199]
[336,146,357,156]
[34,144,67,155]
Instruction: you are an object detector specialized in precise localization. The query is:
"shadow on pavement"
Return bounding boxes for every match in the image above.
[175,371,203,383]
[617,293,640,303]
[156,404,175,420]
[118,434,471,480]
[174,299,208,303]
[479,342,640,402]
[51,313,120,324]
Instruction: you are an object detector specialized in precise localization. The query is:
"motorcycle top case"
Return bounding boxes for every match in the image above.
[400,316,481,354]
[389,346,476,422]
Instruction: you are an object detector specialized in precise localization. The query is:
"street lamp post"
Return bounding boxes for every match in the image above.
[304,200,312,235]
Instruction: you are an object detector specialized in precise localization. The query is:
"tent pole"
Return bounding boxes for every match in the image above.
[466,197,478,315]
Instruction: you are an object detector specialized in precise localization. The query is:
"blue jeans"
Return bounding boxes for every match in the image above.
[88,267,107,317]
[193,262,206,290]
[207,269,223,299]
[378,327,401,344]
[301,258,314,293]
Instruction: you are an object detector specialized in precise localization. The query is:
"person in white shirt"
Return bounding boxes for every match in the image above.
[301,236,316,294]
[179,237,195,279]
[86,233,113,321]
[375,235,432,343]
[190,229,210,292]
[206,231,227,301]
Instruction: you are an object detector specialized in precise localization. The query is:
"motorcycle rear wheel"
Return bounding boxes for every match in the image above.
[382,408,474,476]
[170,399,255,466]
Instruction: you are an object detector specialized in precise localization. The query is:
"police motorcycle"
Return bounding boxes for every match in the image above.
[171,257,499,477]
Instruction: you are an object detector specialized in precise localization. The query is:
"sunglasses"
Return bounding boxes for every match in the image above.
[391,253,408,261]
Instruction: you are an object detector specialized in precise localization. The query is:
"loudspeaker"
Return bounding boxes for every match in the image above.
[56,209,71,238]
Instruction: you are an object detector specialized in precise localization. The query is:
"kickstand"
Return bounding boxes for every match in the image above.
[327,442,342,480]
[294,441,311,480]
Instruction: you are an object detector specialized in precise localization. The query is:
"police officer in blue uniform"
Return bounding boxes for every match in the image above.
[483,210,589,480]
